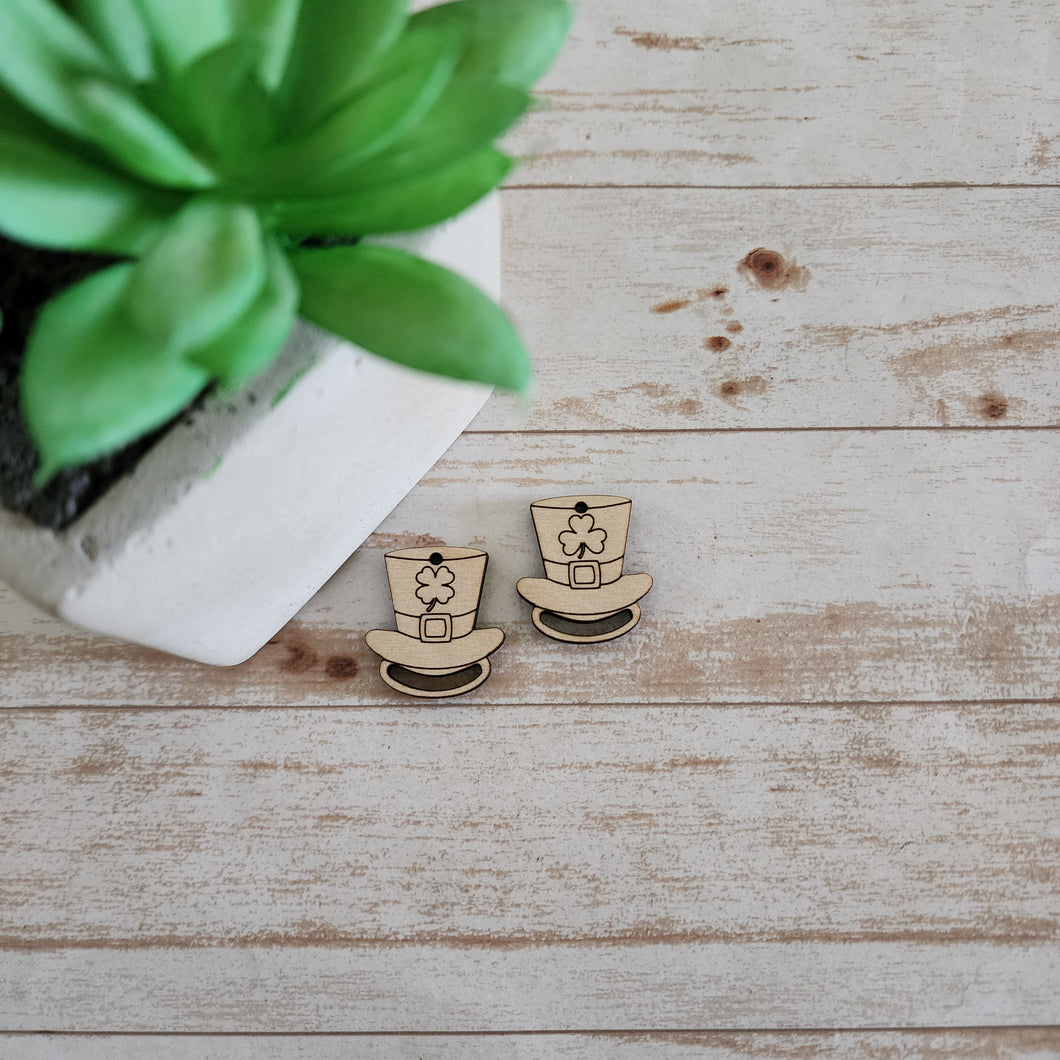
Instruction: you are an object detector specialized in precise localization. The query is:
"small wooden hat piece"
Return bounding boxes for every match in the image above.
[366,546,504,698]
[517,495,653,643]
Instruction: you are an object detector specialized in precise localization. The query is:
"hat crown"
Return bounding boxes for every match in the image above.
[530,496,631,576]
[383,547,487,626]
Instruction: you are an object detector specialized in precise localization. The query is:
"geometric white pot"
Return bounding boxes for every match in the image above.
[0,195,497,665]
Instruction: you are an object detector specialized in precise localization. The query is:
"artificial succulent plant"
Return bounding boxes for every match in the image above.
[0,0,571,483]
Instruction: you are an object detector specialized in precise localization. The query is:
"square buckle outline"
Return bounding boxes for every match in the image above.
[569,560,602,589]
[419,612,453,642]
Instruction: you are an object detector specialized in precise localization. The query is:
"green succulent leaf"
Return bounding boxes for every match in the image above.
[256,22,462,195]
[276,147,512,237]
[279,0,407,130]
[74,78,216,188]
[229,0,300,89]
[68,0,155,82]
[132,0,233,70]
[318,75,530,195]
[188,240,299,388]
[22,263,210,481]
[0,128,171,253]
[127,196,268,353]
[293,245,530,391]
[0,0,115,138]
[412,0,573,89]
[175,39,277,157]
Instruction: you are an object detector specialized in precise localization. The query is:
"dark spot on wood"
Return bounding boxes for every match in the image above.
[717,376,769,403]
[711,287,728,298]
[980,393,1008,420]
[280,643,318,673]
[726,321,744,333]
[324,655,359,680]
[738,247,810,291]
[705,336,732,352]
[652,298,691,314]
[366,531,445,550]
[616,28,704,51]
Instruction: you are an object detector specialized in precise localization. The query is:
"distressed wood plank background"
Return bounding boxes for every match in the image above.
[1,0,1059,1050]
[4,1030,1060,1059]
[507,0,1060,186]
[482,189,1060,431]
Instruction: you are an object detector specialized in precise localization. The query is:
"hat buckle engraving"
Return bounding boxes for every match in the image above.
[419,612,453,642]
[569,559,601,589]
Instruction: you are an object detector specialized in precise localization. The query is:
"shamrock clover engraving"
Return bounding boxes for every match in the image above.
[415,565,456,611]
[559,514,607,559]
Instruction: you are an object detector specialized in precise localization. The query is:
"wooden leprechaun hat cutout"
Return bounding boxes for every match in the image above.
[366,547,504,698]
[517,495,653,643]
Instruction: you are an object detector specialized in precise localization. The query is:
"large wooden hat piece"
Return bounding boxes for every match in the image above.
[366,546,504,698]
[517,495,653,643]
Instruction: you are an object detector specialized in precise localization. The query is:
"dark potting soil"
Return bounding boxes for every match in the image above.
[0,235,187,531]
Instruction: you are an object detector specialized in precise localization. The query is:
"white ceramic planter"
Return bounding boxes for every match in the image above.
[0,196,498,665]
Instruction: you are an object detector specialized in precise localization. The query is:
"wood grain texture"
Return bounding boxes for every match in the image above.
[2,430,1056,706]
[0,942,1056,1031]
[4,1030,1060,1058]
[507,0,1060,186]
[0,703,1056,1027]
[2,703,1055,945]
[478,188,1060,430]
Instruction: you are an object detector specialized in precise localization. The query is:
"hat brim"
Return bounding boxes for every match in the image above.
[531,604,642,644]
[379,658,492,698]
[365,627,504,670]
[516,573,652,616]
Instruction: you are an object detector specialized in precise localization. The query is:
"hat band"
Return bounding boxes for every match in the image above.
[396,609,477,641]
[544,555,624,589]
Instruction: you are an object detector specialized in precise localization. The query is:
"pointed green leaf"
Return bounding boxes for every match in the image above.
[127,197,267,353]
[293,245,530,391]
[318,75,530,195]
[412,0,572,89]
[0,0,115,138]
[68,0,155,82]
[229,0,299,89]
[256,22,461,194]
[276,148,512,236]
[0,128,172,253]
[175,40,278,157]
[132,0,232,69]
[74,78,216,188]
[279,0,407,130]
[22,263,209,478]
[188,241,298,387]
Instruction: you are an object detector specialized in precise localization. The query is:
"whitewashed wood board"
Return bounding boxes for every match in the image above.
[481,188,1060,430]
[2,430,1055,706]
[508,0,1060,186]
[3,1029,1060,1059]
[7,945,1054,1030]
[1,704,1055,947]
[1,943,1055,1030]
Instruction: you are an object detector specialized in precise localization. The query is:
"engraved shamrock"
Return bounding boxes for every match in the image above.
[415,565,456,611]
[559,514,607,559]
